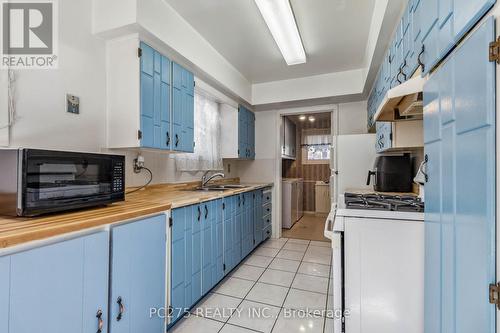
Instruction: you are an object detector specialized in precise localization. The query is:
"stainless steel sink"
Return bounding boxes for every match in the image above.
[194,184,249,191]
[217,184,249,189]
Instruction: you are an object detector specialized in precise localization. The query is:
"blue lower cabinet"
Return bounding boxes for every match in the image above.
[170,206,192,324]
[234,195,244,263]
[241,192,254,258]
[110,215,166,333]
[213,199,224,284]
[6,231,110,333]
[191,205,203,305]
[0,257,9,333]
[223,196,235,273]
[201,200,224,295]
[253,191,263,248]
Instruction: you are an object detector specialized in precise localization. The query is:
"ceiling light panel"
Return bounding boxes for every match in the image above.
[254,0,306,65]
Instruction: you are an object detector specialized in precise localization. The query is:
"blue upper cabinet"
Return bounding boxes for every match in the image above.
[375,122,393,153]
[138,42,194,152]
[110,215,166,333]
[140,42,171,150]
[367,0,496,128]
[172,62,195,153]
[238,105,256,160]
[5,231,110,333]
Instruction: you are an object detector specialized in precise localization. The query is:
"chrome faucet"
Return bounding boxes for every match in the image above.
[201,170,225,188]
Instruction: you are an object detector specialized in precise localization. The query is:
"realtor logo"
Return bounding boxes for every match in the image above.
[1,0,58,69]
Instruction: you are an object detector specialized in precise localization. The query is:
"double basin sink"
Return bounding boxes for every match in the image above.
[194,184,250,192]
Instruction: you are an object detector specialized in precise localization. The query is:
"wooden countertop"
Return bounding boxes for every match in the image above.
[0,181,273,249]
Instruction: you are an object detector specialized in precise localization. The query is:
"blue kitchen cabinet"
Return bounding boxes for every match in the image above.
[223,195,236,273]
[6,231,110,333]
[110,215,166,333]
[423,18,496,333]
[238,106,256,160]
[375,122,392,153]
[170,206,193,324]
[140,42,171,150]
[190,204,203,305]
[0,257,8,333]
[172,62,195,153]
[234,195,244,263]
[242,192,255,257]
[253,190,263,247]
[213,199,224,285]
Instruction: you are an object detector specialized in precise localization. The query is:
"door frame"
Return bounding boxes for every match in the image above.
[272,105,338,239]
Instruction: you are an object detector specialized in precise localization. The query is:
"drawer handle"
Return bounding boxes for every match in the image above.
[96,309,104,333]
[116,297,125,321]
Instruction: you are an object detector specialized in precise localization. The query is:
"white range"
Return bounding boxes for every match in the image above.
[325,198,424,333]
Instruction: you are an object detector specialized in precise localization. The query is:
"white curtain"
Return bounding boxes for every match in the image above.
[175,92,223,171]
[302,129,331,146]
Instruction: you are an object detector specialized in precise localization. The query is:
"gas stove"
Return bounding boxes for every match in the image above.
[344,192,424,212]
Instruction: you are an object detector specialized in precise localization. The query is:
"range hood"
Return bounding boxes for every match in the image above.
[374,75,427,122]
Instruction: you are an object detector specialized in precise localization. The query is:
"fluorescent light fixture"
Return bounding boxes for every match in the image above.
[254,0,306,65]
[299,115,306,121]
[308,116,315,122]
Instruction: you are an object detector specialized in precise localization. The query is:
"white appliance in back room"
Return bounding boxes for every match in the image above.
[282,178,303,229]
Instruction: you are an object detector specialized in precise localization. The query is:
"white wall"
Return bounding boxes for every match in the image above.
[338,101,369,135]
[0,71,8,146]
[8,0,106,152]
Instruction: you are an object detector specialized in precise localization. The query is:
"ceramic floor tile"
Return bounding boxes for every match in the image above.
[291,274,329,294]
[169,315,224,333]
[268,258,301,273]
[231,264,266,281]
[254,246,280,258]
[287,238,311,245]
[214,277,255,298]
[258,268,295,287]
[306,246,332,256]
[246,282,289,307]
[283,289,327,313]
[302,253,331,265]
[310,240,331,248]
[219,324,260,333]
[276,249,304,261]
[192,293,243,322]
[261,239,287,249]
[282,242,308,252]
[272,309,325,333]
[324,318,334,333]
[244,255,274,268]
[298,262,330,278]
[228,300,281,333]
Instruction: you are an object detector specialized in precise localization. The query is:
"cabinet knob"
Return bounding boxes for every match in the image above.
[116,297,125,321]
[96,309,104,333]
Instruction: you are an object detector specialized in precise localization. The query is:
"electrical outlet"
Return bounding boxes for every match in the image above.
[67,94,80,114]
[133,155,145,173]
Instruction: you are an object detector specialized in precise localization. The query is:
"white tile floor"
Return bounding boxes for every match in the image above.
[169,237,333,333]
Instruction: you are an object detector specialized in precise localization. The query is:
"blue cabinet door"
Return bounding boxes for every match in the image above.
[191,204,203,305]
[110,215,166,333]
[238,106,247,158]
[253,190,263,247]
[0,256,10,333]
[424,18,496,333]
[172,62,195,153]
[213,199,224,284]
[201,200,222,295]
[249,111,256,159]
[223,196,234,274]
[8,231,109,333]
[140,43,171,150]
[234,195,243,262]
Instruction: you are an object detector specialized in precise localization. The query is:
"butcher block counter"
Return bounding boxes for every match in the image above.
[0,180,273,249]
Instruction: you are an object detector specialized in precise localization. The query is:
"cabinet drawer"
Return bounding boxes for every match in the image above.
[263,214,272,229]
[263,203,272,217]
[262,190,272,205]
[263,225,272,240]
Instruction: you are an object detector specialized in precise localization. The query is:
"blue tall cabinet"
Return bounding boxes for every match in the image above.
[2,231,110,333]
[423,18,496,333]
[140,42,194,152]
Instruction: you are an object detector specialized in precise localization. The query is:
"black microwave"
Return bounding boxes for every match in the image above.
[0,149,125,217]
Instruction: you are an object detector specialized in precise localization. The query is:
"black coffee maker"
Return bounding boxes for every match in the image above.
[366,154,413,192]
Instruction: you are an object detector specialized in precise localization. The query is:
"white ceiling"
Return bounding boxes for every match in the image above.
[164,0,377,84]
